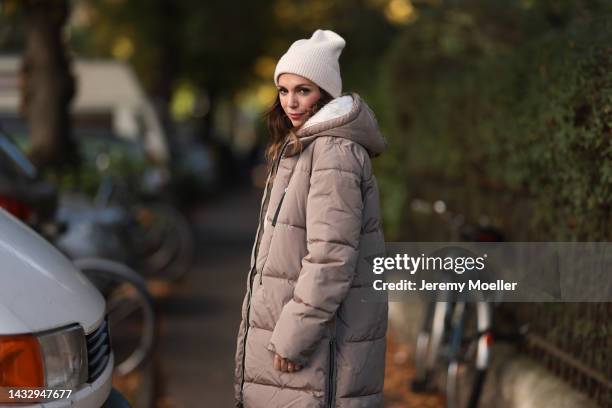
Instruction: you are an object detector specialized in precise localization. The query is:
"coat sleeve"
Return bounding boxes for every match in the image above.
[267,138,365,365]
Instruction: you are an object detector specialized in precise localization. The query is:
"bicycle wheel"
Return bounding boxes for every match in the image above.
[412,301,451,392]
[133,204,195,282]
[445,301,492,408]
[73,257,156,376]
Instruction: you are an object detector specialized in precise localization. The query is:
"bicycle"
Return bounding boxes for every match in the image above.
[411,260,493,408]
[411,230,506,408]
[94,153,196,282]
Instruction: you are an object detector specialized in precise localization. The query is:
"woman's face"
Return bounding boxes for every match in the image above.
[277,73,322,129]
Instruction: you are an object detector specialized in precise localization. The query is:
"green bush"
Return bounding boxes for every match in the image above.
[379,9,612,240]
[375,7,612,405]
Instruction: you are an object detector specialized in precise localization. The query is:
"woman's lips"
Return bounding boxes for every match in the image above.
[288,113,304,120]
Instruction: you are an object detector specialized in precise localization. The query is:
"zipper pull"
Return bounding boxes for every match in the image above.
[272,187,288,227]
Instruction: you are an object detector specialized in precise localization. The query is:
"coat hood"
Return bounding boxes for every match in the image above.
[286,93,386,157]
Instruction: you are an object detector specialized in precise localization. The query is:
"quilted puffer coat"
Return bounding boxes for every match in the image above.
[235,93,388,408]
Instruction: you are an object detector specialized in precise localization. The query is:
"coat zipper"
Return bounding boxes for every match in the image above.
[239,140,290,403]
[327,338,337,408]
[271,187,288,227]
[262,186,287,285]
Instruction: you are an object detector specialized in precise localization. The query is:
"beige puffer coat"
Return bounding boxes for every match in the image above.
[235,93,387,408]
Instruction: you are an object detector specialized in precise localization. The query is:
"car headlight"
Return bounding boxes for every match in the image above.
[38,325,88,389]
[0,324,88,390]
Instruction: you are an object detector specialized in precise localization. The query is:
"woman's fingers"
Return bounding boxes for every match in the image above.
[273,354,303,373]
[273,354,287,372]
[280,356,288,372]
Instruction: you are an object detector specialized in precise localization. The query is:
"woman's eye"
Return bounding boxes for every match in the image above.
[298,88,310,95]
[278,89,287,95]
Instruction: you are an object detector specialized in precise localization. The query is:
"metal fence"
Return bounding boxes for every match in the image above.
[511,303,612,407]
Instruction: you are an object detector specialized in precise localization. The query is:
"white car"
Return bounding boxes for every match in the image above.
[0,209,129,407]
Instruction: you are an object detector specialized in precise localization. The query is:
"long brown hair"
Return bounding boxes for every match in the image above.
[264,89,333,167]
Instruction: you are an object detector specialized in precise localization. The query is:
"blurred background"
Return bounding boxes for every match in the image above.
[0,0,610,407]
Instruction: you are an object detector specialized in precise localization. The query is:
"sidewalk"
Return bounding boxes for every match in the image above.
[155,187,260,407]
[384,331,444,408]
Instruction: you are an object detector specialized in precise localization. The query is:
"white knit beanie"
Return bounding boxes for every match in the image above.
[274,29,345,98]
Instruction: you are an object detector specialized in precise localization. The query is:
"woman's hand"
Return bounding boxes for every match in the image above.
[273,353,303,373]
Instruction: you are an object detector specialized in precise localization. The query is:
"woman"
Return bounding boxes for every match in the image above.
[235,29,388,408]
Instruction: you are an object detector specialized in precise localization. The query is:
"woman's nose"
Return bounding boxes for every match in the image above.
[288,93,298,108]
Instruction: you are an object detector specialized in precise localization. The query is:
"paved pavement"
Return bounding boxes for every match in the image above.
[156,187,261,408]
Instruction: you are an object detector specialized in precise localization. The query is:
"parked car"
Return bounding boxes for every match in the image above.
[0,208,132,407]
[0,56,170,165]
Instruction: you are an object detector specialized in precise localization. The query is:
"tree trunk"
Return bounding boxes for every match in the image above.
[21,0,78,171]
[150,0,180,166]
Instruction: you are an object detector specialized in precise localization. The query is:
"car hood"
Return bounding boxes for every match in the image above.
[0,209,105,335]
